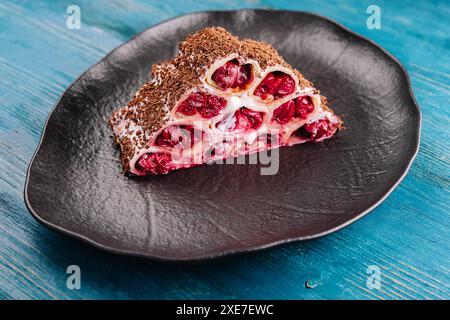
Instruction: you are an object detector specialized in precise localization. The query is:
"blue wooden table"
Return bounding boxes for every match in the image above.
[0,0,449,300]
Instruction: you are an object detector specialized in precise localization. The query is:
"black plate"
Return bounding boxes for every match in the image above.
[25,10,420,261]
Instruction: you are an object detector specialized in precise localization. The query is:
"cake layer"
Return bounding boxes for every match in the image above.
[109,27,342,175]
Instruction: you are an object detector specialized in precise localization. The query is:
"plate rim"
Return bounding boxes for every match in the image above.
[24,9,422,261]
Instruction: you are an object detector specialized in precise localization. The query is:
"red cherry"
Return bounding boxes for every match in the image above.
[272,100,295,124]
[254,72,295,100]
[186,92,207,108]
[198,95,227,118]
[155,125,202,148]
[235,64,251,88]
[294,96,314,119]
[235,107,264,130]
[136,153,172,175]
[212,61,239,89]
[177,92,207,116]
[299,119,332,140]
[216,108,264,132]
[178,93,226,118]
[177,101,196,116]
[275,74,295,97]
[212,61,252,90]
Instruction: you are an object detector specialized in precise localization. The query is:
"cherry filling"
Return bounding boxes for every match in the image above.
[272,95,314,124]
[136,153,172,175]
[254,72,295,100]
[216,107,264,132]
[154,125,205,149]
[295,119,335,141]
[272,100,295,124]
[177,92,226,118]
[211,60,252,90]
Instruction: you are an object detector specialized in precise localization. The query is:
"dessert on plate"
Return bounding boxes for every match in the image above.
[109,27,342,175]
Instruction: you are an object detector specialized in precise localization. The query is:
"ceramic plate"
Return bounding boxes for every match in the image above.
[25,10,420,260]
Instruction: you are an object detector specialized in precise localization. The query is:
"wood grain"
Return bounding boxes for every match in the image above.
[0,0,448,299]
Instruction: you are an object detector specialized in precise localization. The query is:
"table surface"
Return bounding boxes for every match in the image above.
[0,0,449,300]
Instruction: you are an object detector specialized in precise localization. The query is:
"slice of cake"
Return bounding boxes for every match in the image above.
[109,27,342,175]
